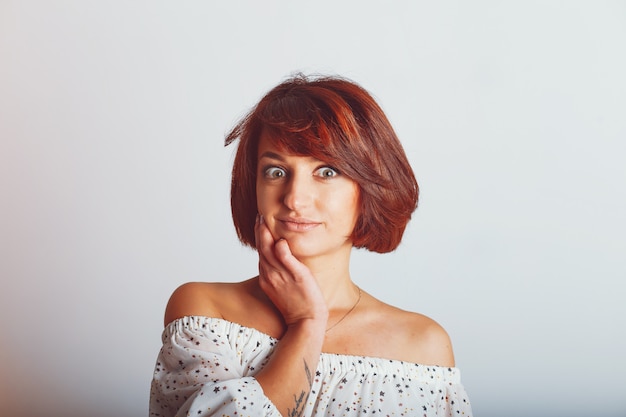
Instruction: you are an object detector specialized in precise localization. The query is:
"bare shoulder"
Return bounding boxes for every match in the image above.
[164,280,253,327]
[329,292,456,367]
[163,278,281,333]
[395,308,455,367]
[361,297,456,367]
[164,282,218,326]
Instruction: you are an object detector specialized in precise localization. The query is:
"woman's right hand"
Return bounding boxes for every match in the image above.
[252,215,328,416]
[254,215,328,328]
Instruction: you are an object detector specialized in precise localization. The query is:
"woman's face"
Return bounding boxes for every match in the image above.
[256,132,360,261]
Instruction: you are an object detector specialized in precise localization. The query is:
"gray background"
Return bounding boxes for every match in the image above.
[1,1,625,416]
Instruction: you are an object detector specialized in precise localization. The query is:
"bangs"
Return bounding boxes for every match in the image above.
[257,90,358,166]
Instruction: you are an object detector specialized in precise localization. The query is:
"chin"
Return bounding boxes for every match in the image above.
[283,237,350,261]
[282,241,319,259]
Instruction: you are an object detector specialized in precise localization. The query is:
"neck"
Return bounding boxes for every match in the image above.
[297,245,357,308]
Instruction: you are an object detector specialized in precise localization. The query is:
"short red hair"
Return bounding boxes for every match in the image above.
[225,74,418,253]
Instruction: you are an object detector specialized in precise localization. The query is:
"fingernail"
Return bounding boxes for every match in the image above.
[260,215,265,225]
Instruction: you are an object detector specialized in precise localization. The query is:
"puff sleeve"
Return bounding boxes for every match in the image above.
[149,316,281,417]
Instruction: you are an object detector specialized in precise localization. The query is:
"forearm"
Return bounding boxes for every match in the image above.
[255,319,326,417]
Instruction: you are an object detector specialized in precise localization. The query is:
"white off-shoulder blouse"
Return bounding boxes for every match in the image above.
[150,316,472,416]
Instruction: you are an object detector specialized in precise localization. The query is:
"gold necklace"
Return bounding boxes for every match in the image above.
[325,287,362,333]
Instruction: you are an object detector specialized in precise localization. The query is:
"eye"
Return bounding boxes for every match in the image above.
[263,166,286,179]
[316,166,339,179]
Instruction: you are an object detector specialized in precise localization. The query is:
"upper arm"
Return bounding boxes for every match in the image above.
[164,282,221,326]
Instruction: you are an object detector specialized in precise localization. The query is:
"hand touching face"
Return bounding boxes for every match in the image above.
[254,215,328,327]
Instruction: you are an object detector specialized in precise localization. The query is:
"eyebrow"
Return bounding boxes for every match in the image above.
[259,151,285,161]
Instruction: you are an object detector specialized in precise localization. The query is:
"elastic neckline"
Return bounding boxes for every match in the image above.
[165,315,461,379]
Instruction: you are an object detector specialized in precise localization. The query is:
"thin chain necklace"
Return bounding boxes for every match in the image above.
[325,286,362,333]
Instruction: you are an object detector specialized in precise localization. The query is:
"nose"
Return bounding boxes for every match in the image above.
[282,174,313,211]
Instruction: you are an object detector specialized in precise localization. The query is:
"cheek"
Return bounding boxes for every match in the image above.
[332,190,360,225]
[256,184,280,217]
[347,184,361,216]
[255,186,264,211]
[348,190,362,230]
[255,183,269,209]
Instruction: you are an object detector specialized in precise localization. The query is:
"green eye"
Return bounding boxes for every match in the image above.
[264,167,286,178]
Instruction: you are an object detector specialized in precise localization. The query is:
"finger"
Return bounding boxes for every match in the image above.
[254,215,272,262]
[255,215,283,271]
[273,238,309,279]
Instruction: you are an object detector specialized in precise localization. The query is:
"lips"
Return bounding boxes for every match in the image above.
[277,217,321,232]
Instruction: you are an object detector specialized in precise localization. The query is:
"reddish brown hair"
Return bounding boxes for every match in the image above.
[225,74,418,253]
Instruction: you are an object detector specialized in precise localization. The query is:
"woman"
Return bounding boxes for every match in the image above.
[150,75,472,417]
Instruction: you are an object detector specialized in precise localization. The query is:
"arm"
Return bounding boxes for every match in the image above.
[252,215,328,416]
[150,217,327,417]
[149,316,282,417]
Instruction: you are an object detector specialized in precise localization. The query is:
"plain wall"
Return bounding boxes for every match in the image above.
[1,1,625,416]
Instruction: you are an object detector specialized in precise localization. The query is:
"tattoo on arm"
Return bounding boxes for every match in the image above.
[288,390,307,417]
[287,359,313,417]
[304,359,313,387]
